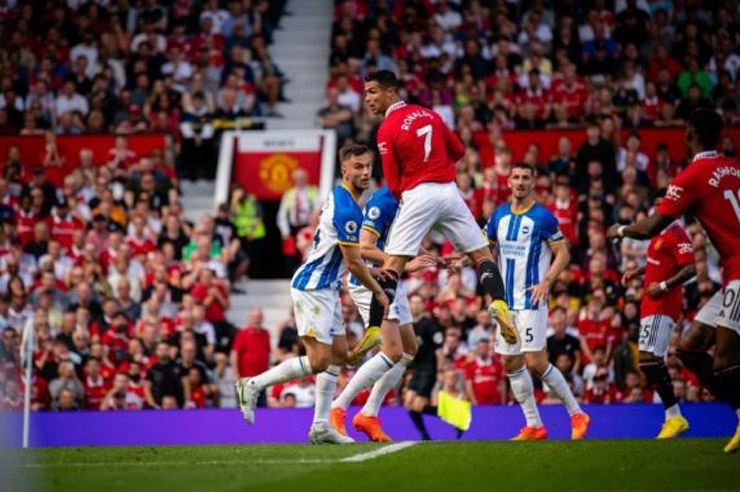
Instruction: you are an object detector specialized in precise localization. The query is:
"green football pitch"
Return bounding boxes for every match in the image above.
[2,439,737,492]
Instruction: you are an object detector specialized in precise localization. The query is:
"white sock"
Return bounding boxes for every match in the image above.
[249,356,311,390]
[362,353,414,416]
[313,365,341,427]
[540,364,582,416]
[332,352,395,411]
[507,367,543,428]
[665,403,682,419]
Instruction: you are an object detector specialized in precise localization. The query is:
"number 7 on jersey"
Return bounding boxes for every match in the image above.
[416,124,432,162]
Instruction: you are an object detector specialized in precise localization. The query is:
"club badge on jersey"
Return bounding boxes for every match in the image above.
[291,186,363,291]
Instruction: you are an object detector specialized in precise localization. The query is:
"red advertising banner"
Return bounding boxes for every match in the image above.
[0,134,168,175]
[232,133,323,200]
[473,127,740,168]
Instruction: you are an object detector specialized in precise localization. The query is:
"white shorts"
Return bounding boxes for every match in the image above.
[291,288,345,345]
[385,182,488,257]
[494,309,548,356]
[348,281,413,327]
[694,280,740,336]
[638,315,676,357]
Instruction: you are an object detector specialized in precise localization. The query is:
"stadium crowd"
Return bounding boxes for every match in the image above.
[0,0,738,413]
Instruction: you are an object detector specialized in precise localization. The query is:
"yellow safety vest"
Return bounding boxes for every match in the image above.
[234,195,266,240]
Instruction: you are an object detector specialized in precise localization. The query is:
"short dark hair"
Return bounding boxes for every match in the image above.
[339,143,371,163]
[512,161,536,175]
[364,70,402,90]
[689,108,723,149]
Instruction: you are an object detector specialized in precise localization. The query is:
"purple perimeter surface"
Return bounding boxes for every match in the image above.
[2,403,735,448]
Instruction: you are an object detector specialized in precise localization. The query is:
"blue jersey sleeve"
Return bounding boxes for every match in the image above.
[485,207,503,242]
[362,201,386,237]
[538,207,564,243]
[333,190,363,244]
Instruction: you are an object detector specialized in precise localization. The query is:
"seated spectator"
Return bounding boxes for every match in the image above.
[49,361,85,409]
[316,88,354,143]
[145,341,183,409]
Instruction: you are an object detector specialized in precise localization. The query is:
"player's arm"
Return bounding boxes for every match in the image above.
[339,243,389,313]
[360,228,438,273]
[621,266,645,286]
[377,126,401,197]
[606,212,675,241]
[530,239,570,305]
[645,262,696,298]
[441,119,466,162]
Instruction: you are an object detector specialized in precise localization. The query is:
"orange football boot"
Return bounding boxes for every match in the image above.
[571,413,591,440]
[511,426,548,441]
[329,407,347,436]
[352,413,393,442]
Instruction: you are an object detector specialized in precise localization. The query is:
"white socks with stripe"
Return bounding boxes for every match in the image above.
[332,352,396,411]
[313,364,341,427]
[507,367,543,428]
[249,355,312,390]
[362,353,415,416]
[541,363,583,416]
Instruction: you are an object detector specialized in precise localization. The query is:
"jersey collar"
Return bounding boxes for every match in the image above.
[510,199,536,215]
[692,150,719,162]
[385,100,406,117]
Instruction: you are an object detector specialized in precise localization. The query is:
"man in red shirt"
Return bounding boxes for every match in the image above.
[230,309,270,407]
[622,202,696,438]
[46,198,85,251]
[83,358,109,410]
[363,69,516,358]
[464,337,504,405]
[608,109,740,453]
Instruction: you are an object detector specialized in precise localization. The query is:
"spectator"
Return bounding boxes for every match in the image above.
[276,168,319,268]
[464,337,504,405]
[145,342,183,409]
[316,88,354,142]
[547,307,581,372]
[49,361,85,409]
[230,309,270,406]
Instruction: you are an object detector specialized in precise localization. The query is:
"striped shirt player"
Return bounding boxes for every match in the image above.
[290,185,363,344]
[348,186,412,327]
[486,202,565,354]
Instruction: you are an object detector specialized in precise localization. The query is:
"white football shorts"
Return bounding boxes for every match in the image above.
[494,308,548,356]
[638,314,676,358]
[694,280,740,336]
[291,288,345,345]
[348,281,413,327]
[385,182,488,257]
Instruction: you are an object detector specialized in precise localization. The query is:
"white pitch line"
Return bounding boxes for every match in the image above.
[340,441,417,463]
[4,442,419,469]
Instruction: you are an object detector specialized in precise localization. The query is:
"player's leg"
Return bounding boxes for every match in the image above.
[711,283,740,453]
[496,313,545,440]
[523,310,589,439]
[637,315,688,438]
[432,183,515,343]
[353,322,417,442]
[310,334,354,444]
[676,290,720,391]
[346,284,382,366]
[236,289,327,424]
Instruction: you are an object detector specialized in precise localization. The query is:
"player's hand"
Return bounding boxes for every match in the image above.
[606,224,622,241]
[621,268,639,286]
[645,282,664,298]
[370,268,395,282]
[528,279,551,306]
[406,255,438,273]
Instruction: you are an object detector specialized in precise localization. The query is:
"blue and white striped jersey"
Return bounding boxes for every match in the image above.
[349,186,399,287]
[485,202,564,310]
[291,186,363,291]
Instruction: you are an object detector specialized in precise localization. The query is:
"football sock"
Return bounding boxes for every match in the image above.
[455,429,464,439]
[362,352,414,416]
[507,367,543,428]
[640,360,679,417]
[713,364,740,412]
[249,356,312,390]
[666,404,682,419]
[540,363,582,416]
[368,271,399,328]
[422,404,438,415]
[409,410,431,440]
[477,260,505,301]
[312,364,340,427]
[332,352,395,411]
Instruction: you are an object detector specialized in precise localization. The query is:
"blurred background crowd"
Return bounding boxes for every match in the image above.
[0,0,738,412]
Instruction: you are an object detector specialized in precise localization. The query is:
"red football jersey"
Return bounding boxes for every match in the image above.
[465,357,503,405]
[642,223,694,320]
[377,101,465,197]
[657,151,740,284]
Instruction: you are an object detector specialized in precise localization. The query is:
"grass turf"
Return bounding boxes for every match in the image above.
[2,439,737,492]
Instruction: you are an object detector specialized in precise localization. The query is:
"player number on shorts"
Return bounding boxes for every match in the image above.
[724,189,740,222]
[416,124,432,162]
[525,328,534,343]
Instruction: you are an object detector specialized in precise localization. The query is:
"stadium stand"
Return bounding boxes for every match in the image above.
[0,0,738,413]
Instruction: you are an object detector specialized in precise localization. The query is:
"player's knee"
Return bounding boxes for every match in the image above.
[402,336,418,357]
[307,351,331,373]
[383,344,403,364]
[503,356,524,373]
